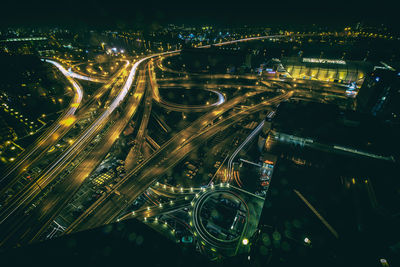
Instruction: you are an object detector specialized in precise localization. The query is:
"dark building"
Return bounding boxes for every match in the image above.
[356,68,400,123]
[270,100,399,161]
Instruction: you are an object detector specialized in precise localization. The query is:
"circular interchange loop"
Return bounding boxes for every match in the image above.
[192,189,249,248]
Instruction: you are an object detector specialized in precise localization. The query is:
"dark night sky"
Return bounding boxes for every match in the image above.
[0,0,398,30]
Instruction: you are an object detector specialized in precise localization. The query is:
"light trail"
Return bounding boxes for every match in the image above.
[227,120,265,182]
[44,60,84,115]
[67,69,105,83]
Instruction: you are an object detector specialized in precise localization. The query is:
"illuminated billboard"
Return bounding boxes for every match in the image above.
[303,58,346,65]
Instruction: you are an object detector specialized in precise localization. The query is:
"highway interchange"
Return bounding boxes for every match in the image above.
[0,34,353,257]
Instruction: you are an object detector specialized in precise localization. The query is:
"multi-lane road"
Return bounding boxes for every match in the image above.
[0,60,83,190]
[65,88,292,233]
[0,58,138,246]
[0,63,149,246]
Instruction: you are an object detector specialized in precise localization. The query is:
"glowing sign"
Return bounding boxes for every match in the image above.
[303,58,346,65]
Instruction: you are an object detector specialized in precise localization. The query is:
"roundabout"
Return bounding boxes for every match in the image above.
[191,189,249,250]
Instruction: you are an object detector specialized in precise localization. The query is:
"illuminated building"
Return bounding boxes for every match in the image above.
[281,57,372,84]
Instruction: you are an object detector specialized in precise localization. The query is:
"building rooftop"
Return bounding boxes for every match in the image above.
[272,100,399,157]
